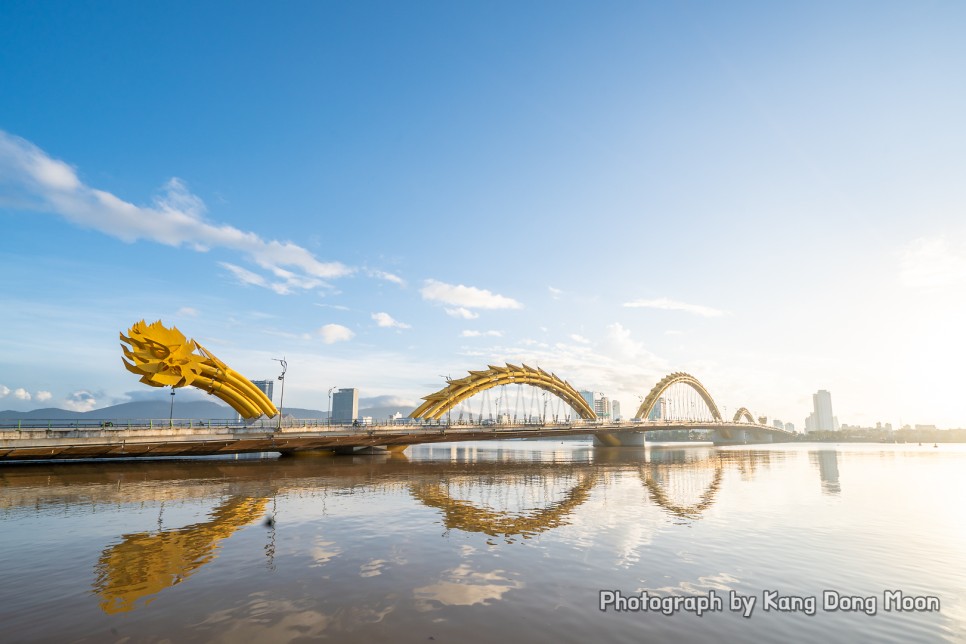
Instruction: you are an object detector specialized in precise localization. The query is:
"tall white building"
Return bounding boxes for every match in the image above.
[611,400,621,421]
[807,390,835,431]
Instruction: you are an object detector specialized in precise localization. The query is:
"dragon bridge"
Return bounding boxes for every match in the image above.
[410,363,596,421]
[633,372,723,421]
[120,320,277,420]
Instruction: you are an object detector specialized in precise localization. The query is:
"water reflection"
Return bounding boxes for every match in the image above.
[414,564,523,609]
[640,454,724,522]
[409,470,597,544]
[810,450,841,494]
[4,444,965,643]
[0,444,778,617]
[93,495,267,613]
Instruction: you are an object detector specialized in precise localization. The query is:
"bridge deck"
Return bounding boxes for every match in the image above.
[0,421,793,462]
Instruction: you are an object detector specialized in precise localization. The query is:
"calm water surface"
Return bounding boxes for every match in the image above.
[1,441,964,643]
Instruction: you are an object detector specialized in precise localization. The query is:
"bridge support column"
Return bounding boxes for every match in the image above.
[593,431,646,447]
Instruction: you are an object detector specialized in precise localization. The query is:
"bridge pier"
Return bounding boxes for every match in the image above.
[710,427,777,445]
[592,431,646,447]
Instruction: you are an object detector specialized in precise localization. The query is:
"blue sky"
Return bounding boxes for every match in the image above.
[2,1,966,427]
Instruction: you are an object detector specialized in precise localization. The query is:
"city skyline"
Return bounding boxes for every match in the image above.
[2,3,966,428]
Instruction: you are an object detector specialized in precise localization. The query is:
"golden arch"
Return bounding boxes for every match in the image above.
[733,407,755,423]
[410,363,596,421]
[121,320,278,419]
[633,372,722,421]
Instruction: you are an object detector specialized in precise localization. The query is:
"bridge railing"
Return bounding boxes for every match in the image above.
[0,417,791,432]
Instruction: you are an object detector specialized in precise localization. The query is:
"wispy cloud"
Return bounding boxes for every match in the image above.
[360,394,417,408]
[176,307,199,317]
[623,297,724,318]
[0,130,352,293]
[445,307,479,320]
[569,334,590,344]
[317,323,354,344]
[35,390,52,402]
[421,279,522,310]
[548,286,563,299]
[372,312,411,329]
[899,236,966,289]
[367,269,406,286]
[461,330,503,337]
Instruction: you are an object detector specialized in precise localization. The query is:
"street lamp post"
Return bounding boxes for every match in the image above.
[439,375,451,426]
[273,357,287,432]
[169,388,176,426]
[328,386,336,426]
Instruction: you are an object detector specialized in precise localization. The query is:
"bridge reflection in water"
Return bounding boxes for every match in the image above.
[0,445,785,614]
[93,496,268,614]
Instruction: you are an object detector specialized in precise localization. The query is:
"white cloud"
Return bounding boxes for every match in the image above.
[548,286,563,299]
[421,279,522,310]
[368,269,406,286]
[219,261,325,295]
[452,322,669,416]
[445,307,479,320]
[35,390,53,402]
[220,262,268,288]
[569,334,590,344]
[623,297,724,318]
[0,130,352,293]
[13,388,31,401]
[461,330,503,338]
[0,385,9,397]
[317,324,354,344]
[177,307,199,317]
[64,390,98,412]
[372,312,411,329]
[899,236,966,289]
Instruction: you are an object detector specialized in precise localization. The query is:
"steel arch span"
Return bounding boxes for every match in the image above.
[410,363,597,421]
[733,407,756,423]
[633,372,723,421]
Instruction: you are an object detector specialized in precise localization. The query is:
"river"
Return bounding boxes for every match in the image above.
[1,441,963,643]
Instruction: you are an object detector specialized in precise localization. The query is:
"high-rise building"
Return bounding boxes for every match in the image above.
[785,422,795,433]
[579,390,594,415]
[611,400,621,422]
[251,379,274,403]
[807,390,835,431]
[647,397,664,421]
[332,388,359,423]
[594,396,610,420]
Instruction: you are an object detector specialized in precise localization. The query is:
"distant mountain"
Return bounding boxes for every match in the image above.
[0,400,234,420]
[0,400,416,421]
